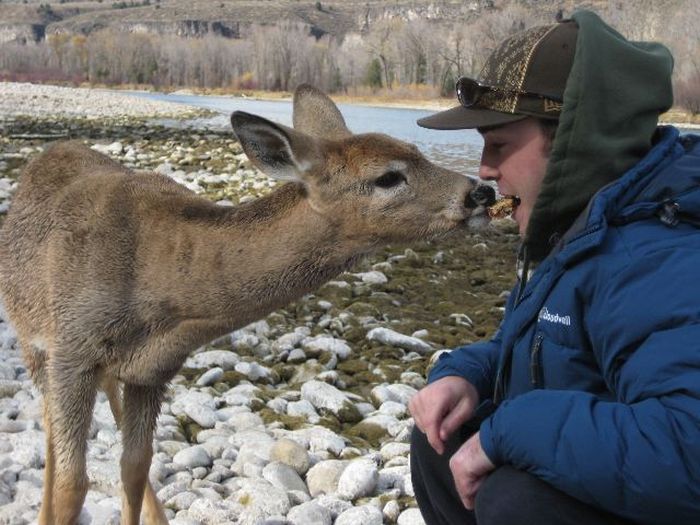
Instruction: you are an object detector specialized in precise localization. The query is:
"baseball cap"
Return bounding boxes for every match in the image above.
[417,19,578,130]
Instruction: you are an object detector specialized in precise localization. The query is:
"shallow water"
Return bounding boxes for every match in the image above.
[127,92,485,176]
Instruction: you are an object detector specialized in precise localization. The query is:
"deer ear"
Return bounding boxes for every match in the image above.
[293,84,351,140]
[230,111,321,182]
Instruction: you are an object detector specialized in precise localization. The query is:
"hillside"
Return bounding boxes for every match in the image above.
[0,0,685,43]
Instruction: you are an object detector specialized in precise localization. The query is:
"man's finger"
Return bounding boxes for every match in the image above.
[426,423,445,455]
[439,397,472,441]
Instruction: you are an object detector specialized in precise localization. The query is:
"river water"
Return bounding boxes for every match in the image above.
[130,92,484,176]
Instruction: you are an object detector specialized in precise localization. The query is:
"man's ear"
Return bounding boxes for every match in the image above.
[230,111,321,182]
[293,84,351,140]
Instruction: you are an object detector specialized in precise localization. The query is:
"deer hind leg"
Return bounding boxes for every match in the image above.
[120,383,167,525]
[46,357,98,525]
[101,376,168,525]
[22,338,56,525]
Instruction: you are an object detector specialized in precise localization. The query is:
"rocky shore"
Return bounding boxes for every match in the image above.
[0,85,519,525]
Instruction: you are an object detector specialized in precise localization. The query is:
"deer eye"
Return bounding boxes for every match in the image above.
[374,171,406,189]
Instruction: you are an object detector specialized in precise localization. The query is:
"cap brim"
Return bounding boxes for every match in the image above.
[417,105,526,130]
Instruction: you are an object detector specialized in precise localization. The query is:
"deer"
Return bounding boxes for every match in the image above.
[0,84,495,524]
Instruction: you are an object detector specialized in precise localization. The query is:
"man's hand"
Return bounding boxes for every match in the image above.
[449,431,495,510]
[408,376,478,455]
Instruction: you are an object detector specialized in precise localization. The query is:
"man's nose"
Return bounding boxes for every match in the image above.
[478,162,499,181]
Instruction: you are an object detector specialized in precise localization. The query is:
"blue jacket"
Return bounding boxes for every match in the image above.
[429,127,700,524]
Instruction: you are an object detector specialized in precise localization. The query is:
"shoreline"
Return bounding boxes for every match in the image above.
[1,81,698,129]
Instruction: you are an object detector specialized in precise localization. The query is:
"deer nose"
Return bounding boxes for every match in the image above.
[466,184,496,208]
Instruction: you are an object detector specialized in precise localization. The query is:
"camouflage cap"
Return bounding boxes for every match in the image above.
[418,19,578,130]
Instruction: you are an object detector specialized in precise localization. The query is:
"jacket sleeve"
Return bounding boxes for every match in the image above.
[427,338,500,401]
[479,249,700,525]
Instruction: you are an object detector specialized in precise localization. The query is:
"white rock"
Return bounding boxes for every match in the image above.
[335,504,383,525]
[185,498,241,524]
[337,458,379,500]
[398,507,426,525]
[287,399,320,423]
[354,270,388,284]
[166,491,199,511]
[379,400,408,418]
[366,328,432,354]
[270,438,310,475]
[301,381,360,422]
[305,459,348,497]
[302,336,352,360]
[233,479,290,525]
[290,427,346,456]
[196,367,224,386]
[314,494,353,519]
[173,446,212,469]
[272,328,310,353]
[380,442,411,462]
[185,349,239,370]
[262,461,308,494]
[383,499,401,522]
[287,501,332,525]
[235,361,271,381]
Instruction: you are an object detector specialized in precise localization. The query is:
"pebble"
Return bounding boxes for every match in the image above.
[173,446,212,469]
[306,459,348,497]
[367,327,433,354]
[336,458,379,500]
[287,500,333,525]
[398,507,427,525]
[335,504,384,525]
[270,438,311,475]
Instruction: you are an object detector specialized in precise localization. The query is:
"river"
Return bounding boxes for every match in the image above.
[130,92,485,176]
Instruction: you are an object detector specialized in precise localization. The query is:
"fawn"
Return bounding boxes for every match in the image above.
[0,84,494,524]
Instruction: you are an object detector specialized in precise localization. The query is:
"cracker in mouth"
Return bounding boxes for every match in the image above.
[488,196,520,219]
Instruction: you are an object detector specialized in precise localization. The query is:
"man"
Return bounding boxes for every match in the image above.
[410,10,700,525]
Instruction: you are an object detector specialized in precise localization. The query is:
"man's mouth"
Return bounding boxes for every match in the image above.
[488,195,521,219]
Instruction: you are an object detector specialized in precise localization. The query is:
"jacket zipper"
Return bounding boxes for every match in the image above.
[530,334,543,388]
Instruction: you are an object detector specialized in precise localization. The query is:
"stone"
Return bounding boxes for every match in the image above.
[383,499,401,522]
[398,507,426,525]
[336,458,379,500]
[184,349,239,370]
[262,461,309,494]
[302,336,352,360]
[380,442,411,463]
[335,504,383,525]
[305,459,348,497]
[196,367,224,386]
[366,327,432,354]
[270,438,310,475]
[232,479,290,525]
[286,501,332,525]
[173,446,212,469]
[301,381,362,423]
[287,399,320,424]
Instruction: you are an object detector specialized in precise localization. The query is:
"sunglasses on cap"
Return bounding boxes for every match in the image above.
[455,77,562,108]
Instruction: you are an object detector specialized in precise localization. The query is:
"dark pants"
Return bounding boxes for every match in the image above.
[410,425,633,525]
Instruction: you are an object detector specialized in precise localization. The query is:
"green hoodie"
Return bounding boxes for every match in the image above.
[525,10,674,261]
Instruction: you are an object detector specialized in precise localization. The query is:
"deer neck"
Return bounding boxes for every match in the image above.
[170,183,365,326]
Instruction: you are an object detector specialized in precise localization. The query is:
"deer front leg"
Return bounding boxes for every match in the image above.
[47,361,98,525]
[120,383,166,525]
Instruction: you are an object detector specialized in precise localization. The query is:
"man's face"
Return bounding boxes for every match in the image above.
[478,118,550,235]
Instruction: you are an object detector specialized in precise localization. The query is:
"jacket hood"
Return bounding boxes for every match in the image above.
[525,10,674,261]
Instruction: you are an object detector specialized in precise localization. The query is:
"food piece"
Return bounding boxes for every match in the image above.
[488,196,519,219]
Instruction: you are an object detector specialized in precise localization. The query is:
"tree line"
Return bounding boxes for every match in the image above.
[0,3,698,112]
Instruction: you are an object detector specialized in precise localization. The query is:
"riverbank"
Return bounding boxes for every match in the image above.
[4,82,698,127]
[0,115,519,524]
